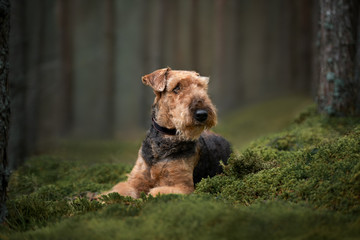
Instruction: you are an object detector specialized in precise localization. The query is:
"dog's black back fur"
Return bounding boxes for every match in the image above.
[193,133,231,184]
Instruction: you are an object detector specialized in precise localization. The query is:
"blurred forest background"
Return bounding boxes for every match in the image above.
[8,0,318,169]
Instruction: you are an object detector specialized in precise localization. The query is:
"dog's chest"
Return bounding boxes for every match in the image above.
[141,127,198,166]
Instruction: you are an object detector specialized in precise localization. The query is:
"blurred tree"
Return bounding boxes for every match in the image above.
[58,0,74,135]
[213,0,225,109]
[105,0,115,136]
[140,0,164,127]
[8,0,27,169]
[190,0,199,70]
[26,0,45,152]
[0,0,10,222]
[6,0,321,148]
[289,0,314,93]
[317,0,360,116]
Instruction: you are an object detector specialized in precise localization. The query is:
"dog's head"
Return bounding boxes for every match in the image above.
[142,67,217,140]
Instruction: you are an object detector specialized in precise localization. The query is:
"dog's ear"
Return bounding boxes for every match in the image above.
[142,67,171,92]
[199,76,209,85]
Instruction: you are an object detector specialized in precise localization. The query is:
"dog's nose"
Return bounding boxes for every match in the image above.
[194,109,208,122]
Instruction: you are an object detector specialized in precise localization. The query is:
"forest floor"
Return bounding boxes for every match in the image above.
[1,95,360,240]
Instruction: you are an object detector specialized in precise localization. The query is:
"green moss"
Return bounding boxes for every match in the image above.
[223,150,276,179]
[2,104,360,239]
[6,194,71,231]
[8,156,132,200]
[197,107,360,214]
[9,198,360,240]
[5,156,132,232]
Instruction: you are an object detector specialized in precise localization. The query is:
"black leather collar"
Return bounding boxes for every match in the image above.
[152,118,177,136]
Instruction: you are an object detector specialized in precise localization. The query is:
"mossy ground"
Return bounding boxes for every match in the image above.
[1,96,360,239]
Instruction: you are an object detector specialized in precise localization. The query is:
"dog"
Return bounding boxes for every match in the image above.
[100,67,231,198]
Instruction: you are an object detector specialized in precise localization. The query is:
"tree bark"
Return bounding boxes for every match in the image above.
[140,0,165,128]
[105,0,115,136]
[213,0,226,112]
[289,0,314,94]
[317,0,360,116]
[26,0,45,153]
[190,0,199,71]
[355,3,360,113]
[0,0,11,223]
[58,0,74,136]
[8,0,27,169]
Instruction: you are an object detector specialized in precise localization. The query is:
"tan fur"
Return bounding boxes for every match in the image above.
[101,147,199,198]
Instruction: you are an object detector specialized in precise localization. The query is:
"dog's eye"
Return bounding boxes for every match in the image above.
[172,84,181,94]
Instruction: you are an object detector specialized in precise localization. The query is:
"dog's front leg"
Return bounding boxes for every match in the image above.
[100,150,152,199]
[148,158,196,196]
[148,185,194,196]
[101,181,138,198]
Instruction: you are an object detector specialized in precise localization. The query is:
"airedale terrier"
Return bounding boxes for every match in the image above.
[101,67,231,198]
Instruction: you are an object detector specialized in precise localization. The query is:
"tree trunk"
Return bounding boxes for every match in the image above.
[317,0,360,116]
[58,0,74,136]
[190,0,199,71]
[213,0,226,112]
[26,0,45,153]
[8,0,27,169]
[289,0,314,94]
[140,0,165,128]
[355,3,360,113]
[0,0,11,223]
[105,0,115,136]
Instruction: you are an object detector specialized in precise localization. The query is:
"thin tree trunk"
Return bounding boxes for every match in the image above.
[172,0,181,68]
[355,3,360,114]
[317,0,359,116]
[289,0,314,94]
[0,0,11,223]
[232,0,245,105]
[140,0,150,128]
[58,0,74,136]
[26,0,45,152]
[9,0,27,169]
[191,0,199,71]
[140,0,165,128]
[105,0,115,136]
[213,0,226,111]
[312,0,320,97]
